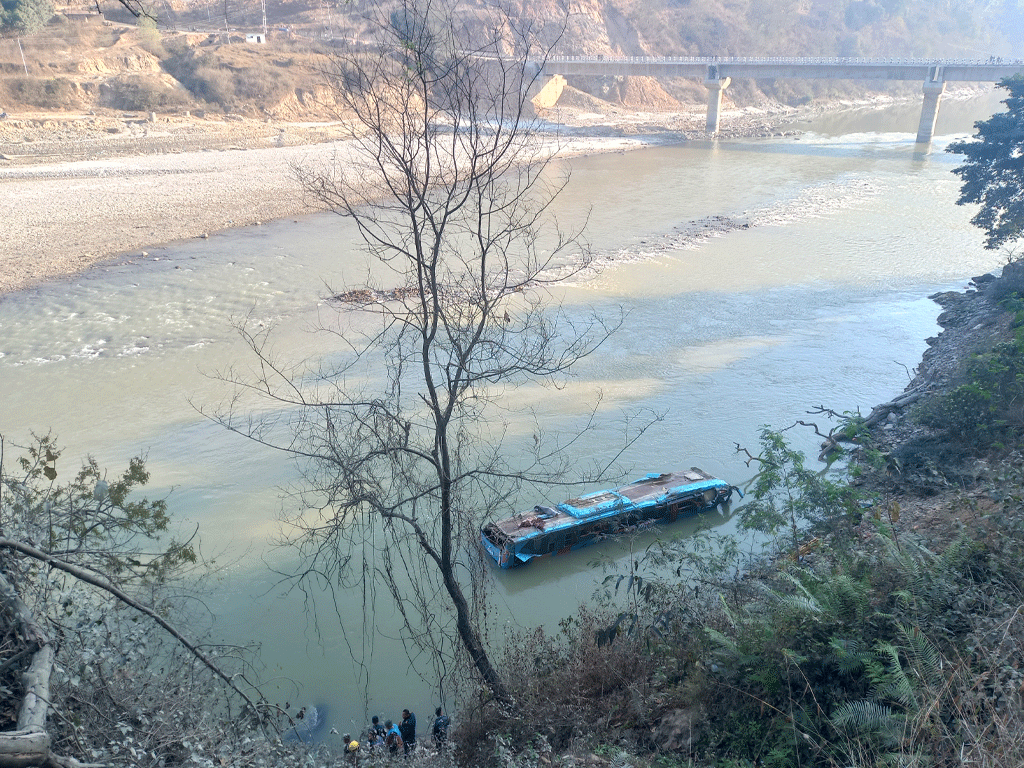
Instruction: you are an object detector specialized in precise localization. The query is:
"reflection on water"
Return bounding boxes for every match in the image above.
[0,91,1010,737]
[787,86,1005,138]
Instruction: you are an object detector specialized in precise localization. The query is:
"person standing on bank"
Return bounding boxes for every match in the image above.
[368,715,386,751]
[399,709,416,754]
[343,734,359,765]
[432,707,450,748]
[384,719,403,756]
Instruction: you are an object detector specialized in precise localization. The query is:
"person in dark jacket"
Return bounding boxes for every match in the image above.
[431,707,450,748]
[399,709,416,754]
[368,716,386,751]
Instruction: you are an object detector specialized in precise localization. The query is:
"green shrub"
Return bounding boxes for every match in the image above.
[920,322,1024,449]
[0,0,53,35]
[739,428,863,554]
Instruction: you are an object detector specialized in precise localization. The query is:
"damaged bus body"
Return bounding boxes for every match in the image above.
[481,468,739,569]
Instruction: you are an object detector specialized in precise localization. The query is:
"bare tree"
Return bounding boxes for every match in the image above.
[209,0,654,702]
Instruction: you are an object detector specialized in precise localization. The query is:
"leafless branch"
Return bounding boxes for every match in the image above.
[0,537,266,722]
[202,0,651,704]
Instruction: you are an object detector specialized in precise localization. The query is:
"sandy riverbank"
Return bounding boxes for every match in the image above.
[0,95,869,295]
[1,113,712,295]
[1,137,682,296]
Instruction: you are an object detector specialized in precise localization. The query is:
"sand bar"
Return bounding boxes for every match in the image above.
[0,128,661,295]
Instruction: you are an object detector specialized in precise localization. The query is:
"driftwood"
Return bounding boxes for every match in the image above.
[0,534,270,767]
[0,570,56,768]
[0,537,264,721]
[862,386,928,428]
[1,567,120,767]
[814,387,927,461]
[790,387,929,462]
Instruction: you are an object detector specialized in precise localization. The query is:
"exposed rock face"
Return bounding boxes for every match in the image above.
[866,265,1017,491]
[4,0,1010,120]
[916,284,1012,394]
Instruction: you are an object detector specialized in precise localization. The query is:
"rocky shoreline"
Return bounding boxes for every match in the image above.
[841,262,1020,546]
[873,265,1016,451]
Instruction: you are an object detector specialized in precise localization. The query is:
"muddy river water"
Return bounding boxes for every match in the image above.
[0,89,1009,738]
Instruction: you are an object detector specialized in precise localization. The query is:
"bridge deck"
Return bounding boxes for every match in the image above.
[541,56,1024,82]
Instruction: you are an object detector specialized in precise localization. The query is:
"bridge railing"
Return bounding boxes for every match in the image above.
[544,55,1024,66]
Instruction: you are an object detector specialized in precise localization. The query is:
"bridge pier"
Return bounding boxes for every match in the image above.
[916,67,946,144]
[703,73,732,134]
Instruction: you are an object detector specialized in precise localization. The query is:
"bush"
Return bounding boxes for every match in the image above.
[232,62,296,103]
[163,50,297,111]
[5,76,79,109]
[920,321,1024,450]
[0,433,340,767]
[455,427,1024,767]
[103,76,191,112]
[457,608,669,766]
[0,0,53,35]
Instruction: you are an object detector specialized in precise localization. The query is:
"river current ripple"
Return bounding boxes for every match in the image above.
[0,93,1010,737]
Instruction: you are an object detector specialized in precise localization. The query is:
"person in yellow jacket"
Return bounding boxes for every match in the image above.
[343,733,359,765]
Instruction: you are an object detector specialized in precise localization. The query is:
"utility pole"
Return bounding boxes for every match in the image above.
[261,0,267,38]
[17,38,28,75]
[320,0,333,38]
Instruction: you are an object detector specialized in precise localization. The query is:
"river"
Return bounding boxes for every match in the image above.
[0,88,1008,739]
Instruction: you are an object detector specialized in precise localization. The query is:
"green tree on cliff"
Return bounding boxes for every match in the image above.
[0,0,52,34]
[948,75,1024,251]
[0,433,280,766]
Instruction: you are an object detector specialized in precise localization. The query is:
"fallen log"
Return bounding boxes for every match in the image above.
[815,386,930,461]
[0,571,52,768]
[0,573,105,768]
[862,386,928,428]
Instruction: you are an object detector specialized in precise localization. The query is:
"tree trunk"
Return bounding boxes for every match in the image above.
[443,568,509,702]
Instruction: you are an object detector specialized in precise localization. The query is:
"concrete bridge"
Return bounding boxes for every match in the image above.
[534,56,1024,143]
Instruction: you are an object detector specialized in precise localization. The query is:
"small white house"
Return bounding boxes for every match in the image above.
[246,33,266,44]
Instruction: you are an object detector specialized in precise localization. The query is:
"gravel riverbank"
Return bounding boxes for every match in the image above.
[0,113,690,295]
[3,91,922,296]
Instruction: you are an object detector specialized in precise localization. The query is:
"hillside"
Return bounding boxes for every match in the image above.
[1,0,1021,122]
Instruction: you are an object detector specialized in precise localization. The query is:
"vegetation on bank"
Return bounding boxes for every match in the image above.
[7,261,1024,767]
[6,339,1024,768]
[0,0,51,35]
[462,419,1024,767]
[3,4,1024,766]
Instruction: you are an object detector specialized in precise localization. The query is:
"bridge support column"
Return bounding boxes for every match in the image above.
[703,75,731,134]
[916,69,946,144]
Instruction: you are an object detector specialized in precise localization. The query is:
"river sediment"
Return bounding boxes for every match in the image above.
[0,122,659,295]
[0,100,812,296]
